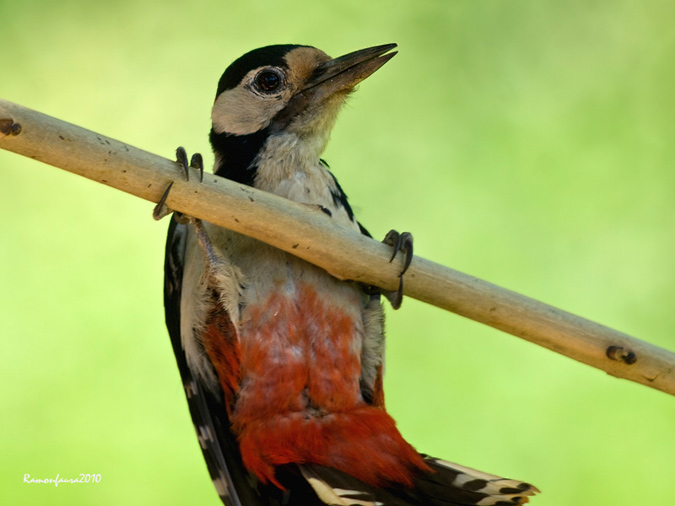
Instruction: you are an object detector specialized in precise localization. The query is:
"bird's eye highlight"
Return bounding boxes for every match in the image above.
[255,70,282,93]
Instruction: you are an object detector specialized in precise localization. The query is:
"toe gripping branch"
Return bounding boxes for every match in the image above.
[153,146,204,221]
[152,149,413,311]
[381,229,414,310]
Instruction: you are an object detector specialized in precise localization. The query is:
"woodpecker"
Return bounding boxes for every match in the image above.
[160,44,539,505]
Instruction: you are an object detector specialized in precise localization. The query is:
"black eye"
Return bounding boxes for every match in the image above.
[256,71,281,92]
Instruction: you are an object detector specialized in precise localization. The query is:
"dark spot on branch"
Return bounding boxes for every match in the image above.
[0,119,21,136]
[606,346,637,365]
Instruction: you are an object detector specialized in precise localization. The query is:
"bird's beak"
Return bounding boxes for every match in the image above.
[302,43,398,99]
[271,43,397,132]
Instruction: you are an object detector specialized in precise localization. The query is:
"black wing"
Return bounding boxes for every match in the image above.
[163,217,260,506]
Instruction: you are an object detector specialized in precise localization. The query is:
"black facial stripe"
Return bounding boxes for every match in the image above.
[209,128,269,186]
[215,44,309,97]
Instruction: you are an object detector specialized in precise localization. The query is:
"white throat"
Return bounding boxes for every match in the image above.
[252,131,329,194]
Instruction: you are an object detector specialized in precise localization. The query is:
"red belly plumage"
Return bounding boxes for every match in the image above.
[204,282,428,489]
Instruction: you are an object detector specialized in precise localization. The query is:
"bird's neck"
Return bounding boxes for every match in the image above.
[211,129,329,193]
[210,127,269,186]
[252,131,329,193]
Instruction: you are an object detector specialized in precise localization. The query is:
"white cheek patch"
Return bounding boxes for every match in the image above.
[211,70,291,136]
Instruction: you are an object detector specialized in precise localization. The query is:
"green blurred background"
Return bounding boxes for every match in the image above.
[2,0,674,504]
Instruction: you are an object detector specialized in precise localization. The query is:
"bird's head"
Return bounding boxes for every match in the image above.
[209,44,397,183]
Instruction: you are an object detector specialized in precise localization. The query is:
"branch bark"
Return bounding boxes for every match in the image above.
[2,98,674,396]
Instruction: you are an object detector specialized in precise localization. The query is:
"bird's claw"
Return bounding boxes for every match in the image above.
[152,147,204,220]
[176,146,190,181]
[191,153,204,183]
[176,146,205,183]
[153,181,175,221]
[381,229,413,310]
[383,230,413,273]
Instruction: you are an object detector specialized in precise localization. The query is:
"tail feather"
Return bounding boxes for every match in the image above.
[414,456,540,505]
[295,456,539,506]
[298,464,411,506]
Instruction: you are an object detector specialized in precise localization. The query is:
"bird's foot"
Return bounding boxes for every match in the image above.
[175,145,204,183]
[152,146,204,221]
[379,230,413,309]
[153,149,219,270]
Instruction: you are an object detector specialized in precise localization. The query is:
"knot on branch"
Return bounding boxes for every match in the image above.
[606,345,637,365]
[0,118,22,137]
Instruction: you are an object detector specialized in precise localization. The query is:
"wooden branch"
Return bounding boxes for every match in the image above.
[2,98,674,396]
